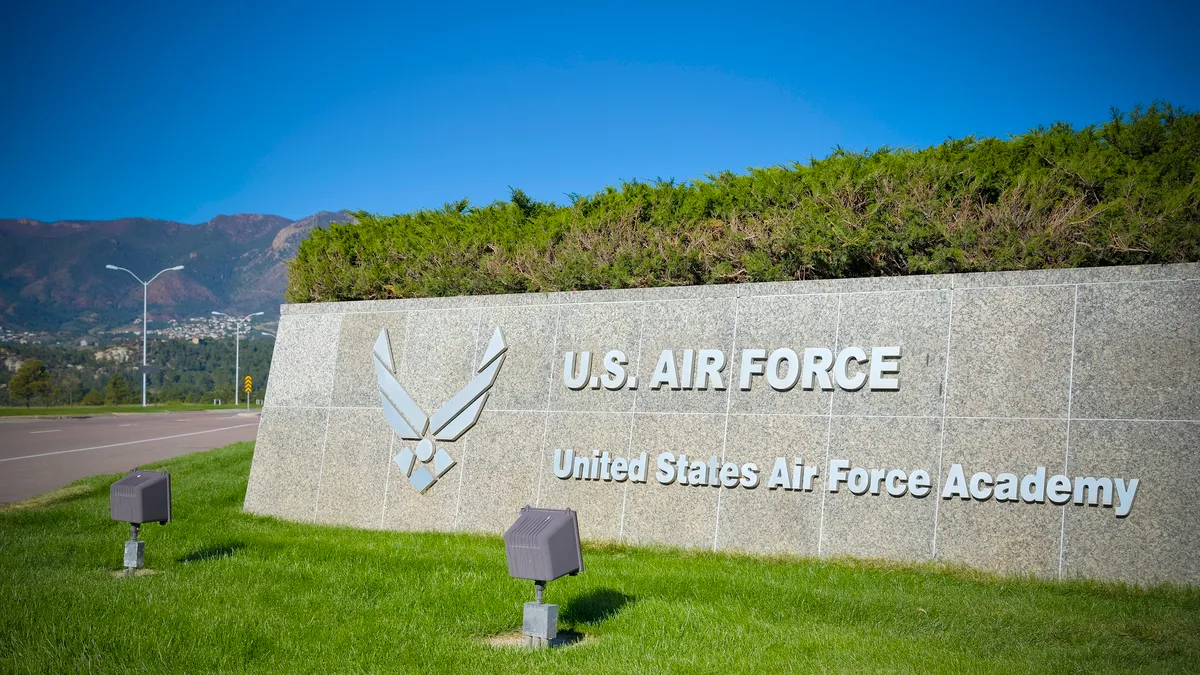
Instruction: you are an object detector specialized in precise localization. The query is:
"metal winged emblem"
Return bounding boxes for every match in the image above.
[374,326,507,493]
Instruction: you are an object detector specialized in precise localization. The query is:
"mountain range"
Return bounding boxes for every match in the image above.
[0,211,356,335]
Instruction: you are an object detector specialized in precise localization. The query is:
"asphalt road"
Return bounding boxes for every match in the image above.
[0,410,260,504]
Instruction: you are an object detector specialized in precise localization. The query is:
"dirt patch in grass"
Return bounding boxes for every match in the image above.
[483,630,588,649]
[109,569,162,579]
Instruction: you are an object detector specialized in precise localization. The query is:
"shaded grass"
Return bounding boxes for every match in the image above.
[0,403,259,417]
[1,442,1197,673]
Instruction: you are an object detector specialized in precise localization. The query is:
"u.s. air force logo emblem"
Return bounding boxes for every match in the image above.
[373,326,507,493]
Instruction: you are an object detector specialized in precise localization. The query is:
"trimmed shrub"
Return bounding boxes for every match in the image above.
[288,104,1199,303]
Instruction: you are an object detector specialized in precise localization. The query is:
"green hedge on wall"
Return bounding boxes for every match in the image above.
[287,103,1199,303]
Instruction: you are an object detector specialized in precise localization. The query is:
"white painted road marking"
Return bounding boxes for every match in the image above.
[119,423,133,427]
[29,430,61,434]
[0,424,258,463]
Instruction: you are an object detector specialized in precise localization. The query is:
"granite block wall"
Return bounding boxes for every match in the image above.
[245,263,1200,585]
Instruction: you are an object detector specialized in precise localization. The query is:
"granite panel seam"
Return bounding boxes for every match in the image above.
[1066,418,1199,423]
[711,295,742,551]
[952,278,1194,292]
[816,294,844,557]
[534,306,563,507]
[617,302,648,543]
[931,288,955,558]
[376,311,410,528]
[1056,285,1081,579]
[309,315,344,517]
[452,309,484,531]
[280,271,1197,316]
[260,405,1199,424]
[379,435,394,528]
[311,409,333,518]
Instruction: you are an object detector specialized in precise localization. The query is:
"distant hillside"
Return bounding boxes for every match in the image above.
[0,210,356,333]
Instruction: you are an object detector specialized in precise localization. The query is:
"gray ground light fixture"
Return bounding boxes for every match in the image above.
[502,506,583,648]
[109,469,171,574]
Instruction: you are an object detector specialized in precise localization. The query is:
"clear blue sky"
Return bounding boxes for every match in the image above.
[2,1,1197,223]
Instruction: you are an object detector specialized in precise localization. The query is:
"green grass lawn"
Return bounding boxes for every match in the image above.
[1,443,1197,674]
[0,403,259,417]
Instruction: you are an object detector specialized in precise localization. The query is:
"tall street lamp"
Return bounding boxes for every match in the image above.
[105,264,185,407]
[212,311,264,405]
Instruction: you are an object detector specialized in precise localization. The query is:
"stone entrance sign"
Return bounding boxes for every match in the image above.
[245,263,1199,586]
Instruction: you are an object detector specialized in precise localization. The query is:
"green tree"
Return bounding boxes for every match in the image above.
[104,374,131,406]
[0,338,274,407]
[9,360,52,407]
[81,390,105,406]
[57,371,82,406]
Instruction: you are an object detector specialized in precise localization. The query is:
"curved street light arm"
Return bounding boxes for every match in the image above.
[106,265,146,285]
[104,263,183,407]
[147,265,185,285]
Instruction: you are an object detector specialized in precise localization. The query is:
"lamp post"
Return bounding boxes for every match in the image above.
[211,311,264,405]
[105,264,185,407]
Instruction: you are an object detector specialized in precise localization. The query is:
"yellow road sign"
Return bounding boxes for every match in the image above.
[244,375,253,393]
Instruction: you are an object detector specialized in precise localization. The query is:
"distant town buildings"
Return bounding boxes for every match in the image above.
[156,315,268,341]
[0,324,40,344]
[0,315,274,346]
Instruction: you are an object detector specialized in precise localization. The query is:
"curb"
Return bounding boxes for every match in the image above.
[0,414,111,422]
